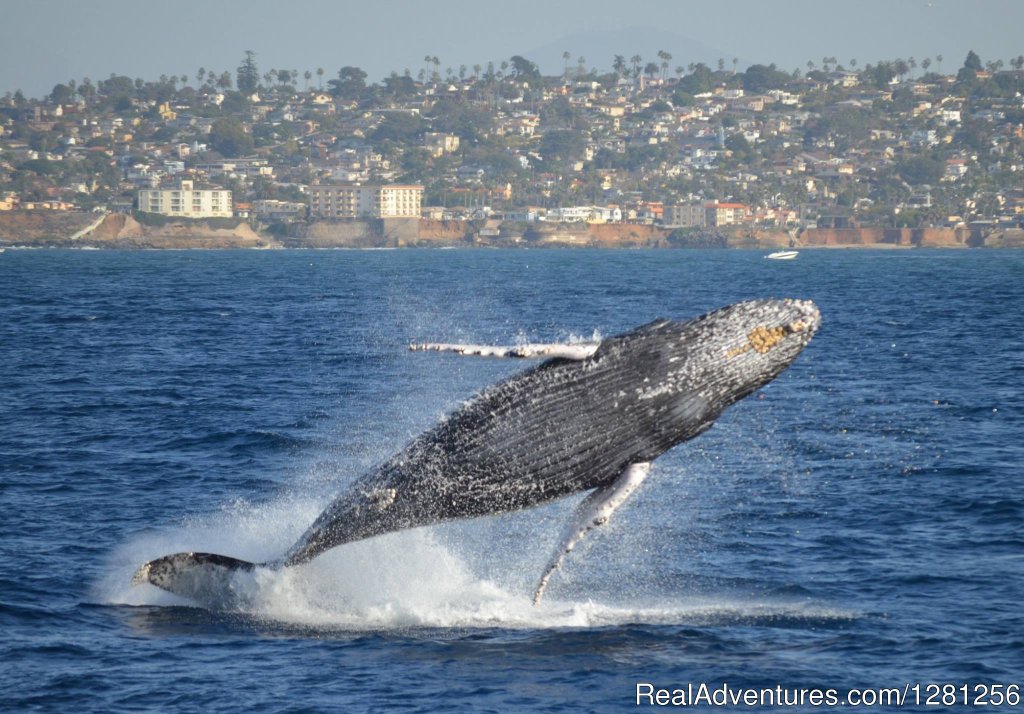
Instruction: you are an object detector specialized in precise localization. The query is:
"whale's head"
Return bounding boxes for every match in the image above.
[608,299,820,453]
[690,298,821,406]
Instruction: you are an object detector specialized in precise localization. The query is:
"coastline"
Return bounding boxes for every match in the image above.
[1,211,1021,250]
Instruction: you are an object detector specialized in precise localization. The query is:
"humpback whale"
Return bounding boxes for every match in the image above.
[132,299,820,605]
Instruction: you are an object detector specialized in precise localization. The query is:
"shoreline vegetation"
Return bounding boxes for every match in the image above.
[1,211,1023,249]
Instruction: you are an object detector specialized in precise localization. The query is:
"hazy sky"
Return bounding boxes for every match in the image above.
[1,0,1021,98]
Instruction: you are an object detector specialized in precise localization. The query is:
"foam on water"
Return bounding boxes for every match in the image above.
[95,491,855,631]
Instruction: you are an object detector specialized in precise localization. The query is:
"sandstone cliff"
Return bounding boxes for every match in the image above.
[0,211,279,248]
[798,227,970,248]
[1,211,1017,250]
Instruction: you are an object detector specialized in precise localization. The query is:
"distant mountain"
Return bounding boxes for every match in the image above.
[519,26,748,76]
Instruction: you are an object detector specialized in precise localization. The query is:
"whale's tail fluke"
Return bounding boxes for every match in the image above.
[132,551,267,605]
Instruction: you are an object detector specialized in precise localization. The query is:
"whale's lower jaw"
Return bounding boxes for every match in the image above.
[132,552,262,604]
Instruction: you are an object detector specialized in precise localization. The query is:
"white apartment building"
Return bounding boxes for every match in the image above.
[137,180,233,218]
[308,184,423,219]
[545,205,622,223]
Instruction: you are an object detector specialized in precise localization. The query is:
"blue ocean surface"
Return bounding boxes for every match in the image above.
[1,249,1021,712]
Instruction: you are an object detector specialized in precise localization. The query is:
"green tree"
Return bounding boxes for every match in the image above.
[724,133,754,161]
[630,55,643,77]
[861,61,896,89]
[677,63,713,94]
[327,66,367,99]
[18,158,59,175]
[896,156,943,186]
[49,83,74,104]
[612,55,627,78]
[369,112,427,143]
[381,73,417,98]
[539,129,585,165]
[236,51,259,94]
[430,100,495,140]
[209,117,254,157]
[509,55,541,81]
[742,63,790,93]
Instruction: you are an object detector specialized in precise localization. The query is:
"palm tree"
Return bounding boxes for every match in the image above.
[612,54,627,78]
[936,54,943,74]
[303,70,312,91]
[921,57,932,75]
[657,50,672,81]
[630,54,643,78]
[562,50,571,78]
[316,67,324,89]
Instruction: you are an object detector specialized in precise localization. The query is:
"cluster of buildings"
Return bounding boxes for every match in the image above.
[3,52,1024,231]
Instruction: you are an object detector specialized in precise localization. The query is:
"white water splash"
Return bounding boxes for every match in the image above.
[94,492,855,630]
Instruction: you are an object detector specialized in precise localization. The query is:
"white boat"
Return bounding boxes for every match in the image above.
[766,250,798,260]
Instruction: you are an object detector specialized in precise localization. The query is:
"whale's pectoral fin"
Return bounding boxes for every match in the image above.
[532,462,651,605]
[409,342,599,360]
[132,551,264,604]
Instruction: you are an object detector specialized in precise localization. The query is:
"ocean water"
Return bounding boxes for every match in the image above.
[1,248,1021,712]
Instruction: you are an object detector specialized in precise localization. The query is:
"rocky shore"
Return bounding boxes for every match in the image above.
[1,211,1021,250]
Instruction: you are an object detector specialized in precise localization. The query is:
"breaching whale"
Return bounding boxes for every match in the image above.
[132,299,820,605]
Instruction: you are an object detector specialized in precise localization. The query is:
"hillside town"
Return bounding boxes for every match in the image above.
[2,49,1024,245]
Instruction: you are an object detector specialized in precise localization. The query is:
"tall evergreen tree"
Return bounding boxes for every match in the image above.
[236,50,259,94]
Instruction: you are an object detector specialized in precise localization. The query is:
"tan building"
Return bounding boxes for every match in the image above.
[308,184,423,219]
[0,192,20,211]
[138,180,232,218]
[663,203,706,227]
[706,202,749,227]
